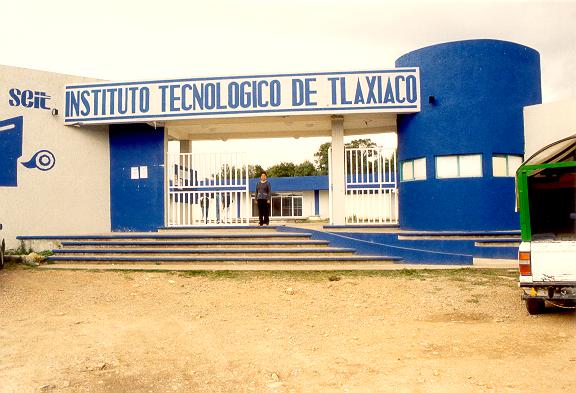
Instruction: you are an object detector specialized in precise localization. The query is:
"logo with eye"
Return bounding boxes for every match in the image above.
[21,150,56,171]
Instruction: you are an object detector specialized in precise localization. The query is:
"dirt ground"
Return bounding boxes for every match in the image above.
[0,265,575,393]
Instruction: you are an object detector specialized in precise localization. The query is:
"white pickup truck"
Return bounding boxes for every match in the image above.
[516,135,576,314]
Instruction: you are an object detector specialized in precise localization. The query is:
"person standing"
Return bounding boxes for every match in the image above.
[255,171,271,226]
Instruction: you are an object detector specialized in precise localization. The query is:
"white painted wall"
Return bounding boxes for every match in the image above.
[302,190,315,217]
[302,190,329,219]
[524,99,576,158]
[319,190,329,219]
[0,65,110,248]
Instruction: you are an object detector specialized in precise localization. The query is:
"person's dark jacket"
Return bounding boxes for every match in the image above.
[255,180,271,201]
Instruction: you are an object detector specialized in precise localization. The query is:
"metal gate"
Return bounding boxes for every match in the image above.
[166,152,250,226]
[329,146,398,225]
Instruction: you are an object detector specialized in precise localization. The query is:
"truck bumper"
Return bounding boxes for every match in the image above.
[521,284,576,300]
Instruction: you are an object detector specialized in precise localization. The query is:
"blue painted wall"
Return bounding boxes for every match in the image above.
[396,39,542,231]
[278,226,473,264]
[109,124,165,231]
[0,116,23,187]
[249,175,328,192]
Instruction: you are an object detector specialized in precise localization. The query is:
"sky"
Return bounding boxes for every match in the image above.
[2,0,575,167]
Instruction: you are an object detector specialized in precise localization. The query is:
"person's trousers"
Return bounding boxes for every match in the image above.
[257,199,270,225]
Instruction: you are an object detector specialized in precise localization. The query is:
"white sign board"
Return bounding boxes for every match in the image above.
[64,69,420,124]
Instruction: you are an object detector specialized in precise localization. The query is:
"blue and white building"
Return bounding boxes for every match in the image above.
[2,39,566,263]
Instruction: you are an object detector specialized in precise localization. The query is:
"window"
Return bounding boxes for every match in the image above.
[493,155,523,177]
[281,196,293,216]
[252,193,304,217]
[293,196,303,216]
[436,154,482,179]
[401,158,426,181]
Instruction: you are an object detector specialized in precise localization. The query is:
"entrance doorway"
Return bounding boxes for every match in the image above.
[166,152,250,226]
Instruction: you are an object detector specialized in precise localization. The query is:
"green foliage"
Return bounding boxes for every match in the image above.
[6,240,32,255]
[294,160,318,176]
[314,142,331,175]
[346,138,377,149]
[314,138,378,175]
[267,162,297,178]
[216,164,265,180]
[248,164,265,179]
[244,138,379,178]
[37,250,54,257]
[262,160,319,178]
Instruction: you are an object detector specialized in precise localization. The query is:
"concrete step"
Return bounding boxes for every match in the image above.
[18,232,314,250]
[52,247,356,257]
[59,240,331,249]
[397,231,521,241]
[475,239,521,247]
[37,233,313,241]
[158,226,282,234]
[40,262,407,271]
[46,255,402,264]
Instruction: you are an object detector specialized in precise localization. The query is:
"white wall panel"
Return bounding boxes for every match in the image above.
[0,65,110,248]
[524,99,576,158]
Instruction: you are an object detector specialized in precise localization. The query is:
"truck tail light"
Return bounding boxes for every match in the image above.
[518,251,532,276]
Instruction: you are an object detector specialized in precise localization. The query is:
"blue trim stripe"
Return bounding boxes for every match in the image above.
[324,225,400,229]
[58,240,330,246]
[64,105,418,123]
[346,184,397,190]
[65,69,419,89]
[475,239,521,244]
[169,186,247,192]
[47,256,401,262]
[398,230,521,236]
[52,248,355,254]
[17,233,312,240]
[156,225,282,230]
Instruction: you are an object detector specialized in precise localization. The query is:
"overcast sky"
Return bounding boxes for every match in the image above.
[2,0,575,167]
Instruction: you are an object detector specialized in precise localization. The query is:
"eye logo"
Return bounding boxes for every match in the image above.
[21,150,56,171]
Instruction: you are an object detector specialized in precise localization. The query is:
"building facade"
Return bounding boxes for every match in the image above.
[0,39,551,248]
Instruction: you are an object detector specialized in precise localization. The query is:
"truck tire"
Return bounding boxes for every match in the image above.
[525,298,545,315]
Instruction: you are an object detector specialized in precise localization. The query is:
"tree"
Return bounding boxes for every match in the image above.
[266,162,297,178]
[294,160,317,176]
[346,138,377,149]
[314,139,378,175]
[248,164,265,179]
[314,142,331,175]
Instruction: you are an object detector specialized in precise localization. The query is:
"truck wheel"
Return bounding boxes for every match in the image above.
[526,298,545,315]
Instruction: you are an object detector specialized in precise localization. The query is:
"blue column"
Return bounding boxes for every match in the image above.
[109,124,165,232]
[395,39,542,231]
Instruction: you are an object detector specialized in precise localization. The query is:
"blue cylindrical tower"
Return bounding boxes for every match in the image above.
[395,39,542,231]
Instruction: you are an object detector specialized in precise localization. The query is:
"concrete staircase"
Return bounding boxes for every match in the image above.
[31,226,401,269]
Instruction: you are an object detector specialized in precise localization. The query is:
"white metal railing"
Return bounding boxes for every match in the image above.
[344,188,398,224]
[166,152,250,226]
[345,147,397,187]
[344,147,398,225]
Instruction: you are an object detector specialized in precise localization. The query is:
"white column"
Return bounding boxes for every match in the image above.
[330,115,345,225]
